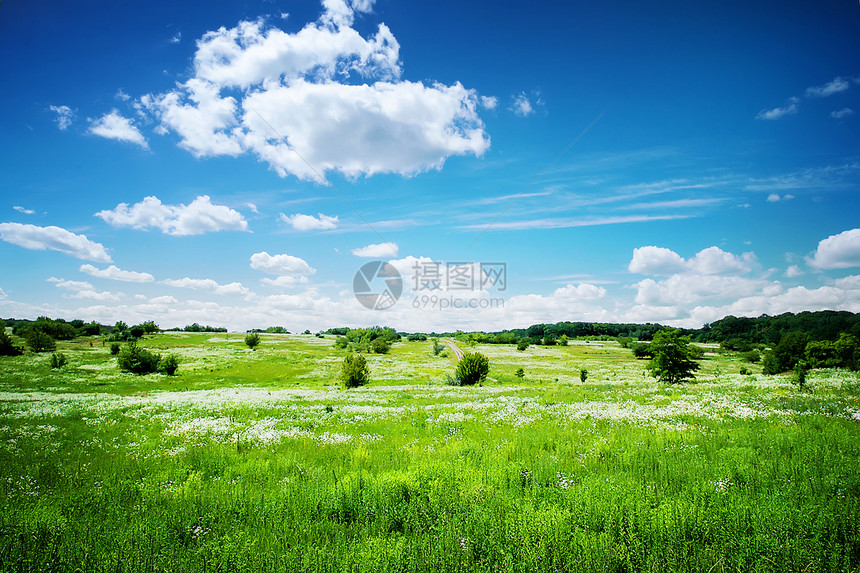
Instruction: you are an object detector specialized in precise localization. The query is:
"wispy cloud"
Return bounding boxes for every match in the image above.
[831,108,855,119]
[88,110,148,148]
[0,222,112,262]
[756,100,798,120]
[13,206,35,215]
[48,105,74,130]
[280,212,338,231]
[805,76,852,98]
[352,242,399,257]
[459,214,692,232]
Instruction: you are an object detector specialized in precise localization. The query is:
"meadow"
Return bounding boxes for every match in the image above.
[1,332,860,572]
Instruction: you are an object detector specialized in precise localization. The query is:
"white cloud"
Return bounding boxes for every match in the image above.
[0,222,112,262]
[767,193,794,202]
[280,212,338,231]
[511,93,534,117]
[13,206,35,215]
[352,241,398,258]
[807,228,860,269]
[245,202,259,214]
[260,275,310,287]
[785,265,803,278]
[136,2,489,180]
[48,105,74,130]
[628,246,687,275]
[79,264,155,283]
[47,277,121,301]
[805,77,851,98]
[249,251,316,276]
[629,245,754,276]
[831,108,855,119]
[88,110,149,148]
[161,277,251,296]
[756,102,798,120]
[834,275,860,290]
[95,195,248,236]
[481,96,498,110]
[0,288,7,301]
[170,31,182,44]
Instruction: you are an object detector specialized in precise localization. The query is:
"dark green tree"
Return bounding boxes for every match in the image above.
[455,352,490,386]
[341,354,370,388]
[0,323,23,356]
[26,329,56,353]
[244,332,261,350]
[116,342,161,374]
[646,329,700,384]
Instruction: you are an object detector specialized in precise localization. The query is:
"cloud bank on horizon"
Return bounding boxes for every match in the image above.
[1,0,859,332]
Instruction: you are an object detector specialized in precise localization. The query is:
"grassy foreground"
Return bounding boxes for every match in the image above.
[1,333,860,572]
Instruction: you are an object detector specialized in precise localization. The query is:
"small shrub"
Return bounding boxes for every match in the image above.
[741,350,761,363]
[372,338,391,354]
[159,354,180,376]
[26,329,56,353]
[515,367,525,379]
[244,332,261,350]
[109,342,122,355]
[580,368,588,383]
[50,352,67,369]
[517,339,529,352]
[432,339,444,356]
[117,342,161,375]
[739,366,750,376]
[455,352,490,386]
[341,354,370,388]
[631,343,654,359]
[794,361,808,388]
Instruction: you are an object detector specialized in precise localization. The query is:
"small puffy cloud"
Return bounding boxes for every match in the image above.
[511,93,534,117]
[13,206,35,215]
[88,110,149,148]
[767,193,794,202]
[756,102,798,120]
[831,108,855,119]
[481,96,498,110]
[628,246,687,275]
[48,105,74,130]
[161,277,251,296]
[0,222,112,262]
[552,283,606,300]
[805,77,851,98]
[170,31,182,44]
[47,277,121,301]
[249,251,316,276]
[95,195,248,236]
[245,202,259,214]
[79,264,155,283]
[629,245,754,276]
[687,246,756,275]
[785,265,803,278]
[352,241,398,258]
[807,228,860,269]
[280,212,338,231]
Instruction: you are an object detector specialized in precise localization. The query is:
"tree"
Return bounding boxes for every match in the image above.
[159,354,180,376]
[432,338,444,356]
[580,368,588,383]
[341,354,370,388]
[455,352,490,386]
[26,329,56,353]
[517,339,529,352]
[116,342,161,374]
[0,324,23,356]
[762,332,809,374]
[244,332,261,350]
[646,329,700,384]
[50,352,67,369]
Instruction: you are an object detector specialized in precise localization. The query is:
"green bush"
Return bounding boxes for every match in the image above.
[455,352,490,386]
[244,332,261,350]
[109,342,122,355]
[515,367,525,379]
[0,326,23,356]
[158,354,180,376]
[516,339,529,352]
[372,338,391,354]
[116,342,161,375]
[341,354,370,388]
[631,342,654,359]
[580,368,588,383]
[50,352,67,369]
[741,349,761,363]
[646,329,699,384]
[26,329,56,353]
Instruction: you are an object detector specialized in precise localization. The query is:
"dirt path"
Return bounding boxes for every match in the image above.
[441,338,496,382]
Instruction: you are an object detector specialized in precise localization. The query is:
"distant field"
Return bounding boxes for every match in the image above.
[2,333,860,572]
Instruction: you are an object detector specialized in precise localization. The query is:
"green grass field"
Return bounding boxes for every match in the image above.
[2,333,860,572]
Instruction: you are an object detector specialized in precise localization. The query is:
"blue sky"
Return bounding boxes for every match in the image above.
[1,0,859,332]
